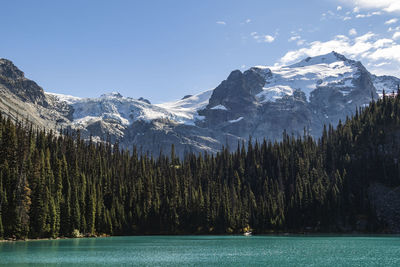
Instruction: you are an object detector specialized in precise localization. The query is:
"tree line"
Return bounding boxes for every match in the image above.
[1,90,400,239]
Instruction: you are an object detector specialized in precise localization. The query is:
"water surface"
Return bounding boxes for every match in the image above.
[1,235,399,266]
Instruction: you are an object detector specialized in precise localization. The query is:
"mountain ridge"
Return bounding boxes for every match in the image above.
[0,52,399,156]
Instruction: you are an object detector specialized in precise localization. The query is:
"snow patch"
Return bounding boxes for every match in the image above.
[156,89,213,125]
[257,86,294,103]
[228,117,243,123]
[210,104,228,110]
[46,92,82,104]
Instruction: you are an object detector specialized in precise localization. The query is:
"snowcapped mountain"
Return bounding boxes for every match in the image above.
[255,51,369,102]
[47,89,213,127]
[196,51,382,144]
[0,52,399,156]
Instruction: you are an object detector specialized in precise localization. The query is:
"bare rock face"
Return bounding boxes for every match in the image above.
[0,59,47,106]
[207,69,264,110]
[0,52,399,157]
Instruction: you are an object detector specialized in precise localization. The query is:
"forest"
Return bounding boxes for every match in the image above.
[0,91,400,240]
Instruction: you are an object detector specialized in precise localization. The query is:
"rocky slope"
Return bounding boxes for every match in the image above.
[0,52,399,156]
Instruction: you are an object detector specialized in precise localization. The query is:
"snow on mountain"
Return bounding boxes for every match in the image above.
[155,89,213,125]
[228,117,243,123]
[2,52,400,157]
[46,51,397,132]
[46,52,388,133]
[46,92,82,104]
[256,85,294,103]
[371,75,400,97]
[288,51,348,68]
[45,51,399,134]
[210,104,228,110]
[46,89,213,127]
[254,51,359,102]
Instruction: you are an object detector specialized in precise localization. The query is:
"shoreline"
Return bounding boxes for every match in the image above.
[0,234,110,243]
[1,232,400,242]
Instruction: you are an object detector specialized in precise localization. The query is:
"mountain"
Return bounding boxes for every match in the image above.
[2,87,400,239]
[0,52,399,156]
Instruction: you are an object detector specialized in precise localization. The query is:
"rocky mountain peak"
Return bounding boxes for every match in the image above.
[226,69,242,80]
[100,92,123,98]
[181,95,193,100]
[206,68,264,110]
[138,97,151,104]
[0,58,25,79]
[0,58,47,106]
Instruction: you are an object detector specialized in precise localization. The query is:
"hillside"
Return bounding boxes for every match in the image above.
[1,91,400,239]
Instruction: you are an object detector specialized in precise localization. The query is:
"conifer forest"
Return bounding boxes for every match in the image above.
[1,92,400,240]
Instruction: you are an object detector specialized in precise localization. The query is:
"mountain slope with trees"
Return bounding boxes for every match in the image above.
[1,53,400,157]
[1,90,400,240]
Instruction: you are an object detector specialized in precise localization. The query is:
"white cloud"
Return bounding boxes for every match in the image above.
[278,32,400,76]
[263,35,275,43]
[321,8,358,21]
[393,32,400,40]
[289,36,301,42]
[353,6,360,13]
[341,0,400,13]
[367,45,400,62]
[355,11,382,18]
[372,38,395,48]
[289,32,305,46]
[349,28,358,36]
[288,35,306,46]
[245,19,251,23]
[216,21,226,25]
[373,62,389,67]
[297,39,306,46]
[385,18,398,24]
[251,32,275,43]
[388,26,400,32]
[337,6,343,11]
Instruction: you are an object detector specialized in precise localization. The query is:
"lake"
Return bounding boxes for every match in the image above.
[1,235,400,266]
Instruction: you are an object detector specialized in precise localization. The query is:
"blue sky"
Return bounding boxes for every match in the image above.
[1,0,400,103]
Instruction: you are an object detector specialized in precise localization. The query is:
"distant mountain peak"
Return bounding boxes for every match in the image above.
[138,97,151,104]
[100,92,123,98]
[288,51,351,68]
[0,58,25,79]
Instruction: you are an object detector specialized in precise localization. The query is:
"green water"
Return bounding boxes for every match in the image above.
[1,235,400,266]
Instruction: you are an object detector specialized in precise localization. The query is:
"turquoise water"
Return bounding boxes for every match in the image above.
[1,235,400,266]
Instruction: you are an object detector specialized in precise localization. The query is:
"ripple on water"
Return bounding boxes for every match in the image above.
[0,235,400,266]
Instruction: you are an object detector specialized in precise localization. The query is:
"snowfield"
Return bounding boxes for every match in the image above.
[254,52,359,102]
[47,89,213,127]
